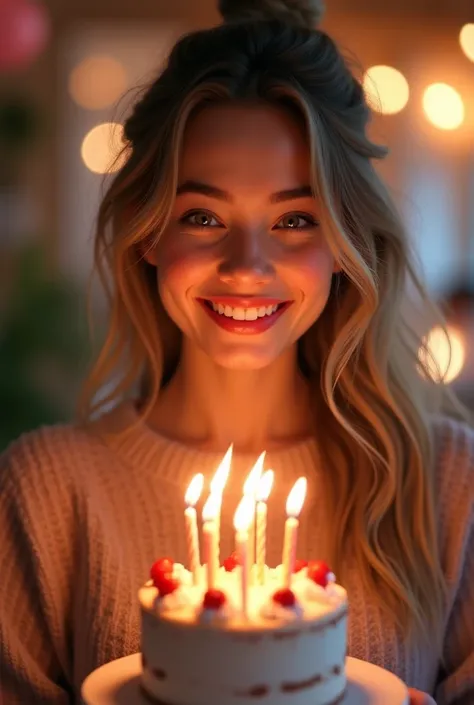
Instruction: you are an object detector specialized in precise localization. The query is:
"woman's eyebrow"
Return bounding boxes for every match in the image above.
[176,180,314,203]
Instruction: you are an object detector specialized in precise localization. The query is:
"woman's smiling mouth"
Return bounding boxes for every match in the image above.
[197,297,293,334]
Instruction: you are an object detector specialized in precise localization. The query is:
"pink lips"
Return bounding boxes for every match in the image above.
[197,297,293,336]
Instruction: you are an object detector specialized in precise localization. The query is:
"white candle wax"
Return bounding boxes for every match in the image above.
[236,530,249,617]
[234,494,255,618]
[184,506,200,585]
[256,501,267,585]
[282,516,298,588]
[281,477,307,589]
[215,496,223,567]
[184,473,204,585]
[243,452,266,574]
[210,444,233,568]
[255,470,274,586]
[202,520,218,589]
[248,513,256,569]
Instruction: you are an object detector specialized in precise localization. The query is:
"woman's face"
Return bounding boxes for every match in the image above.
[147,102,337,370]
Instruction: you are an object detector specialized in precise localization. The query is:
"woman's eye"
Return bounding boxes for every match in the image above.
[274,213,318,230]
[180,210,222,228]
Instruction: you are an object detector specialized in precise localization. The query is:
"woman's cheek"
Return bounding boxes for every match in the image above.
[157,246,217,303]
[283,245,335,289]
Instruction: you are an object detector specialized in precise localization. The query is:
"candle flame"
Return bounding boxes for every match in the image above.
[256,469,274,503]
[202,492,221,523]
[210,444,233,496]
[286,477,307,518]
[243,451,266,497]
[234,494,256,533]
[185,473,204,507]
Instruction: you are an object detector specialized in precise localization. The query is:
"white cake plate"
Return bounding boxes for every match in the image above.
[81,653,409,705]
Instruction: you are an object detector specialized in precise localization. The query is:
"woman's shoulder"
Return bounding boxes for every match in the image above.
[0,417,113,497]
[429,415,473,568]
[430,414,474,489]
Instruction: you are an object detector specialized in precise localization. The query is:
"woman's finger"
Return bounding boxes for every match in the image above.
[408,687,436,704]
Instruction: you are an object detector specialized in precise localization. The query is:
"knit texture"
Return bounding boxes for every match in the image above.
[0,402,472,704]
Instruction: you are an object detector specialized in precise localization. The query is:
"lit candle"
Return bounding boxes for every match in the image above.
[202,492,220,590]
[256,470,274,585]
[210,444,233,565]
[243,452,266,569]
[234,494,255,618]
[184,474,204,585]
[282,477,307,588]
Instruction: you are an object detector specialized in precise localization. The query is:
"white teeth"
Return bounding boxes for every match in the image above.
[209,302,282,320]
[245,309,258,321]
[233,307,246,320]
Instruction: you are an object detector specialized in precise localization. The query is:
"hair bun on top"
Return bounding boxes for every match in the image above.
[218,0,325,29]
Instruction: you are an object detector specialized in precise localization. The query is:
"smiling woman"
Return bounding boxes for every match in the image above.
[0,0,473,704]
[141,102,335,372]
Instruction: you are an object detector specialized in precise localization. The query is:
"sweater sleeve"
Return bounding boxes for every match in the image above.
[434,421,474,705]
[0,430,75,704]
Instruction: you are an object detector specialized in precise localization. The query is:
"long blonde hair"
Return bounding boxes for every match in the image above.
[80,1,465,652]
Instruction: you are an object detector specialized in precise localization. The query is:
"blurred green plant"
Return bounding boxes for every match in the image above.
[0,244,90,450]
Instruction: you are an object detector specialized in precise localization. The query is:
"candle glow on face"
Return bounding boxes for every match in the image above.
[210,444,233,496]
[185,474,204,507]
[286,477,307,518]
[243,451,266,497]
[256,470,274,503]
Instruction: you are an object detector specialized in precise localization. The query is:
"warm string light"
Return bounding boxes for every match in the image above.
[69,55,127,110]
[459,23,474,63]
[80,122,127,174]
[419,325,466,383]
[363,64,409,115]
[422,83,465,131]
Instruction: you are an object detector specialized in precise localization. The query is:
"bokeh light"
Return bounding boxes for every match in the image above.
[69,55,127,110]
[363,65,410,115]
[80,122,126,174]
[419,325,466,384]
[422,83,465,130]
[459,23,474,63]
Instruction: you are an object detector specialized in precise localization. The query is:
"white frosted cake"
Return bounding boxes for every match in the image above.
[139,555,348,705]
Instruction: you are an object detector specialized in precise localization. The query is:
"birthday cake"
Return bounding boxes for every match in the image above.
[139,556,348,705]
[136,457,348,705]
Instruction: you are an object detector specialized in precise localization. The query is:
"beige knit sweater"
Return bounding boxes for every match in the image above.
[0,401,473,704]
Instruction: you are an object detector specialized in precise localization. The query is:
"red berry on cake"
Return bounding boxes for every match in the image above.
[155,575,180,596]
[223,551,241,572]
[150,557,174,586]
[203,589,227,610]
[307,560,332,587]
[293,559,308,573]
[272,588,296,608]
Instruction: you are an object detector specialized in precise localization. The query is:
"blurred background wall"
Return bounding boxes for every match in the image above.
[0,0,473,449]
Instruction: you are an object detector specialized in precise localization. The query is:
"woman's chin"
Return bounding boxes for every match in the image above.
[202,345,283,371]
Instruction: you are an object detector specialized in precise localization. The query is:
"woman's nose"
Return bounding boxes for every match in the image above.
[217,229,275,287]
